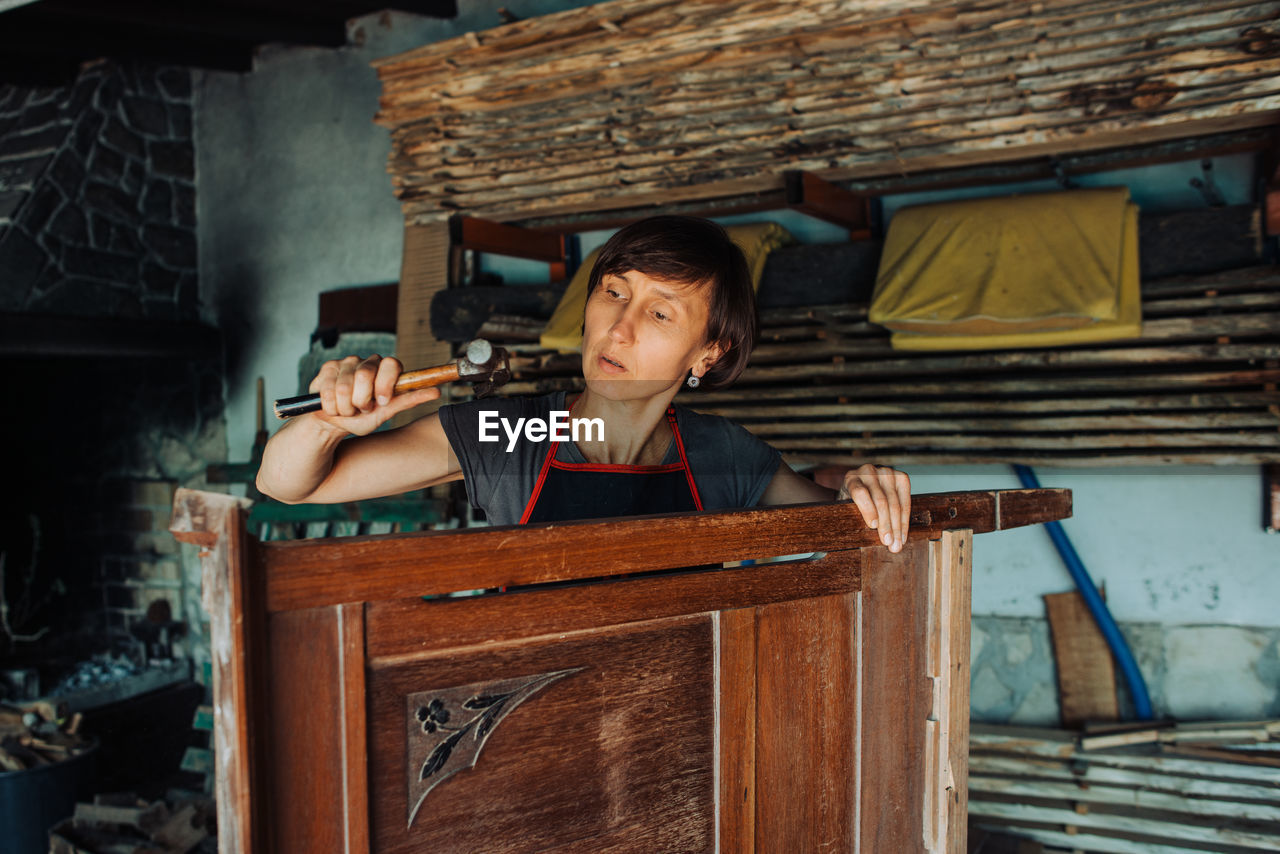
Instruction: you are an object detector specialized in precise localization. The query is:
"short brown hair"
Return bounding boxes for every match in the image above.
[586,215,757,389]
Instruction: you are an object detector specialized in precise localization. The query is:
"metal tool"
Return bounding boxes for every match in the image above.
[273,339,511,419]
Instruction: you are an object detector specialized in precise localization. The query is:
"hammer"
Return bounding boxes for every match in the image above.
[273,339,511,419]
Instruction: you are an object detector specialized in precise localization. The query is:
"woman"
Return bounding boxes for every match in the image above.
[257,216,911,552]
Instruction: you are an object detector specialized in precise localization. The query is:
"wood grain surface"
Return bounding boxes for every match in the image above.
[367,616,715,854]
[261,489,1068,612]
[756,593,859,851]
[365,550,859,662]
[859,539,934,854]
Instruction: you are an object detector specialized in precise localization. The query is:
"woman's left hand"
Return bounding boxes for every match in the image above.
[838,464,911,553]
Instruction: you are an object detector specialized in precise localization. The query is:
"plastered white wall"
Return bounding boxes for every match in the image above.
[909,465,1279,627]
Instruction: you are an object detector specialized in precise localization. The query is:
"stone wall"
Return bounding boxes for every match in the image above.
[0,58,197,320]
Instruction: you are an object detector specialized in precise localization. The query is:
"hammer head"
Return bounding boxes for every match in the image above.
[456,338,511,398]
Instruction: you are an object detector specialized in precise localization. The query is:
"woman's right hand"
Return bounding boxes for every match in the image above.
[308,354,441,437]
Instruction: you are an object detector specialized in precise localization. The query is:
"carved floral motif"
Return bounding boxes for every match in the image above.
[405,667,582,827]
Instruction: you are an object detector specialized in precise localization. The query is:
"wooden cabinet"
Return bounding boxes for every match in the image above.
[172,489,1070,854]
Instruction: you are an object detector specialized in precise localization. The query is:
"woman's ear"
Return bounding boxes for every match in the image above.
[696,340,725,375]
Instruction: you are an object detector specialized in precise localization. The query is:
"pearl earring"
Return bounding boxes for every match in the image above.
[686,374,700,389]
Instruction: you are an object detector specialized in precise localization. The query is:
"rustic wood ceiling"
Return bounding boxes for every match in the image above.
[0,0,458,85]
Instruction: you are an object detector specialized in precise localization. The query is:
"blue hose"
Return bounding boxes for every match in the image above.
[1012,464,1154,721]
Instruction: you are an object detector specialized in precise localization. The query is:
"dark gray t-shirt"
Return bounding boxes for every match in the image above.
[438,391,780,526]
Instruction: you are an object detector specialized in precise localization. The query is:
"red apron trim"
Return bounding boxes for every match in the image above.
[517,437,558,525]
[516,400,702,523]
[668,406,703,511]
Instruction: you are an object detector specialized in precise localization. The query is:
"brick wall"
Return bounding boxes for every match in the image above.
[96,479,185,655]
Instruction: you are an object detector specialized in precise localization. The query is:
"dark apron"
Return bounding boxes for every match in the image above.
[519,406,703,525]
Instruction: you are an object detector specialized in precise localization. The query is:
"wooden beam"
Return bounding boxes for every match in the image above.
[449,215,567,265]
[169,490,262,854]
[784,170,873,239]
[259,489,1070,612]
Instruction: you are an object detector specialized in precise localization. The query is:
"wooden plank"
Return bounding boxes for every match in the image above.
[784,169,872,236]
[719,607,756,854]
[260,490,1070,612]
[756,593,858,851]
[267,606,349,853]
[924,532,972,853]
[168,489,259,854]
[968,798,1280,850]
[1044,591,1121,727]
[700,393,1280,419]
[785,450,1280,467]
[942,531,971,854]
[739,412,1280,435]
[449,215,566,264]
[512,368,1280,403]
[393,222,451,425]
[969,754,1280,802]
[769,431,1280,452]
[969,775,1280,822]
[860,539,935,854]
[373,0,1280,222]
[364,549,860,662]
[340,602,370,854]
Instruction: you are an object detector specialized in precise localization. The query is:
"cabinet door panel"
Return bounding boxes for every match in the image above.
[755,592,859,851]
[367,615,715,854]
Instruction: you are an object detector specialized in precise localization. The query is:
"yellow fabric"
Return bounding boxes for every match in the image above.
[869,188,1142,350]
[539,221,792,352]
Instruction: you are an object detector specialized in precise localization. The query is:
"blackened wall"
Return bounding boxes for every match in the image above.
[0,58,197,320]
[0,60,222,678]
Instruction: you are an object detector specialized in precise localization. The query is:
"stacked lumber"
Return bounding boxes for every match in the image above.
[970,722,1280,853]
[49,791,214,854]
[0,700,90,771]
[373,0,1280,224]
[455,265,1280,466]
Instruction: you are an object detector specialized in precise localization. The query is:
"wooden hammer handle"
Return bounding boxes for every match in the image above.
[274,363,463,419]
[393,363,461,393]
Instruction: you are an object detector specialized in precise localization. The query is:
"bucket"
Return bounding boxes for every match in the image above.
[0,740,97,854]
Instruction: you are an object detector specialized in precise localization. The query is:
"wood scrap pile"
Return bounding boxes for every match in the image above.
[49,792,215,854]
[970,721,1280,853]
[0,700,90,771]
[372,0,1280,224]
[453,265,1280,466]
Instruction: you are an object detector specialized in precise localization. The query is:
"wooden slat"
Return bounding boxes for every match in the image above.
[393,222,451,425]
[169,490,260,854]
[719,607,756,854]
[1044,591,1121,727]
[339,602,369,854]
[373,0,1280,223]
[260,489,1069,612]
[267,606,347,853]
[363,549,861,662]
[756,593,858,851]
[859,540,934,854]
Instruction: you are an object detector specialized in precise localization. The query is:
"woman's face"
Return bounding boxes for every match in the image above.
[582,269,721,402]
